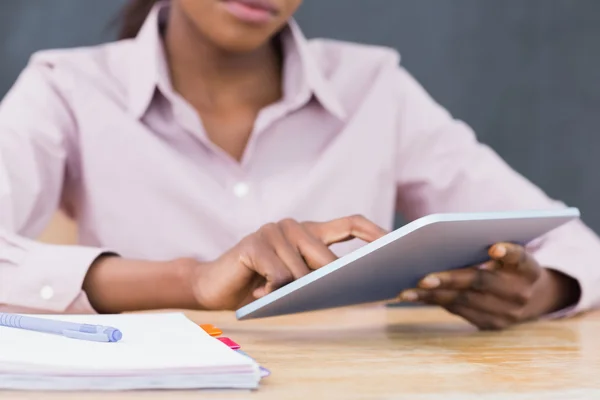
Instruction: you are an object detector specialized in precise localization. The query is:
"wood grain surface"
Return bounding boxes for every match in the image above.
[3,304,600,399]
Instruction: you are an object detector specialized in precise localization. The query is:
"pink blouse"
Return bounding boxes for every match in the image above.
[1,3,599,315]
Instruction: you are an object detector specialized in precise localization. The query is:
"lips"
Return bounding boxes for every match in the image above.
[222,0,278,14]
[220,0,279,24]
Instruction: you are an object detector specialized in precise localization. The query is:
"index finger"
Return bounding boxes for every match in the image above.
[488,242,541,281]
[279,219,339,269]
[307,215,388,246]
[246,244,294,296]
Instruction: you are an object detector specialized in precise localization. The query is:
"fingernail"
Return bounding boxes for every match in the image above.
[400,290,418,302]
[492,245,506,258]
[420,275,441,288]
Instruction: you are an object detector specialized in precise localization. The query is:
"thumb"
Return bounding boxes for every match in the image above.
[489,242,541,281]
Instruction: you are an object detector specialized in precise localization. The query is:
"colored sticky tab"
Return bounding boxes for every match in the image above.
[199,324,222,337]
[217,337,240,350]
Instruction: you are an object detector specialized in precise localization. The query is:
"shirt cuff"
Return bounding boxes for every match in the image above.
[527,224,600,319]
[5,242,107,312]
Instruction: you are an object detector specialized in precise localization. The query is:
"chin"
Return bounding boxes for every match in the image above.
[212,29,276,54]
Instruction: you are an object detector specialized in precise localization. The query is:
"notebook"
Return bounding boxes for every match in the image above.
[0,313,263,391]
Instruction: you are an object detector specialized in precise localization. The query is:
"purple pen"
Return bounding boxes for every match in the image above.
[0,313,122,343]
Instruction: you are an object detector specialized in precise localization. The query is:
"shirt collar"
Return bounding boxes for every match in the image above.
[127,2,170,120]
[278,20,347,120]
[127,2,346,121]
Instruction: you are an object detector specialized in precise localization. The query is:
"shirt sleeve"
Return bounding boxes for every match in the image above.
[392,65,600,317]
[0,56,106,313]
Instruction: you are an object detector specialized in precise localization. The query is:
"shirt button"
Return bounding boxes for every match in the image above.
[233,182,250,198]
[40,285,54,300]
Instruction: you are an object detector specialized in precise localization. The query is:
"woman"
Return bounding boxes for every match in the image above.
[0,0,598,330]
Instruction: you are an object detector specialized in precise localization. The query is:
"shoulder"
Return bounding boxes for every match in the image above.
[28,39,133,73]
[19,39,135,100]
[306,38,443,110]
[306,38,402,83]
[0,40,137,141]
[307,37,401,69]
[303,37,418,109]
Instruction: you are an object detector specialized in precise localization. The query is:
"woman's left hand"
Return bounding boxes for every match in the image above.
[398,242,581,330]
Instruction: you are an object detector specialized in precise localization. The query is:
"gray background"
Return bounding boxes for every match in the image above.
[1,0,599,231]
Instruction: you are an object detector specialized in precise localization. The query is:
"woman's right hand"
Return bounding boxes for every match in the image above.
[192,216,387,311]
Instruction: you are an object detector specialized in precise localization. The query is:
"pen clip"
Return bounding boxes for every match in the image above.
[62,330,111,342]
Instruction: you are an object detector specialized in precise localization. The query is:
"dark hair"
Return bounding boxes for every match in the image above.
[117,0,162,39]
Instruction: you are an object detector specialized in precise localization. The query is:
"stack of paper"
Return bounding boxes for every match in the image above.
[0,313,261,391]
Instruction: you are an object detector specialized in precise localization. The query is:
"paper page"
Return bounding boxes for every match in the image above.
[0,313,256,375]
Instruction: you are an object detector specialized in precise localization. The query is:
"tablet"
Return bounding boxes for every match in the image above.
[236,208,580,320]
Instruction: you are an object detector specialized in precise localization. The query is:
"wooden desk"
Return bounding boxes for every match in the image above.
[4,305,600,399]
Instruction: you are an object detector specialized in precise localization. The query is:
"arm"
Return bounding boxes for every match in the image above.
[0,58,104,313]
[84,217,386,313]
[392,66,600,317]
[0,57,205,314]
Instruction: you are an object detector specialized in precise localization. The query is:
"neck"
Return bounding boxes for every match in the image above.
[164,7,283,110]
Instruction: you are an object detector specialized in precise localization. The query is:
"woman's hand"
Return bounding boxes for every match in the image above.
[398,242,581,330]
[193,216,387,311]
